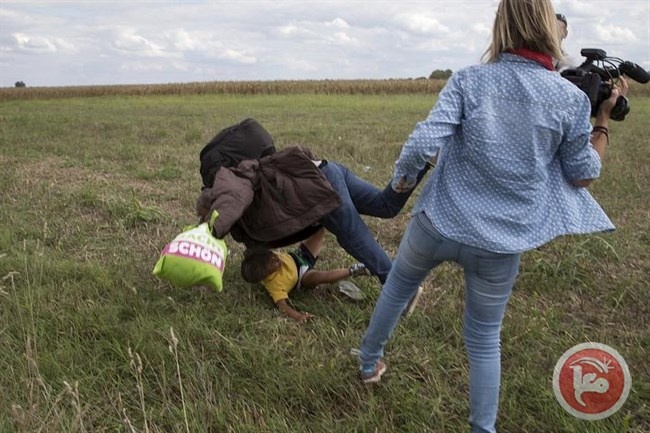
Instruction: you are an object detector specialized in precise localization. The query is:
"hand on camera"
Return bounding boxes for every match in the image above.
[598,77,629,117]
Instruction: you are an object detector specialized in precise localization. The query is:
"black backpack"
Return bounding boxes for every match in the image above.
[199,118,276,189]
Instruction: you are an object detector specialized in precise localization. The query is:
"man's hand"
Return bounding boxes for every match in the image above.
[394,175,415,193]
[393,155,437,193]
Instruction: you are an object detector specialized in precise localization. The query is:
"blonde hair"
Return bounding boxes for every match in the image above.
[482,0,564,63]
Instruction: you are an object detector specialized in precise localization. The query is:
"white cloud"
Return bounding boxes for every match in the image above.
[165,29,204,51]
[53,37,76,53]
[595,24,639,43]
[556,0,610,19]
[112,29,170,57]
[326,18,350,29]
[11,32,59,53]
[161,28,256,63]
[218,49,257,64]
[328,31,359,46]
[471,23,492,37]
[397,13,450,35]
[276,21,323,40]
[276,17,358,46]
[276,24,295,36]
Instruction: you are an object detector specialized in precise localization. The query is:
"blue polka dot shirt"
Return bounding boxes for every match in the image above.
[393,53,614,254]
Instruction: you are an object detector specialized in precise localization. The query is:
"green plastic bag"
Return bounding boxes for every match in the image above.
[153,211,228,291]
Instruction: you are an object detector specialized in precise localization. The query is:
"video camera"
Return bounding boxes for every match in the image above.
[561,48,649,121]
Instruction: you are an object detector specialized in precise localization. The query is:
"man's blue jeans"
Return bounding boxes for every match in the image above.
[359,212,521,433]
[319,162,420,283]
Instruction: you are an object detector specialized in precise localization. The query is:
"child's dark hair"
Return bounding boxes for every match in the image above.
[241,247,281,283]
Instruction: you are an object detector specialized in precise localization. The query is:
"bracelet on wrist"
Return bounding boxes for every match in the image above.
[591,126,610,146]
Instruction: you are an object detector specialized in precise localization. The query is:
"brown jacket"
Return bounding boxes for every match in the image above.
[206,146,342,246]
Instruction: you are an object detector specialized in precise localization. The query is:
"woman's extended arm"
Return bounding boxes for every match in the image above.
[571,77,628,188]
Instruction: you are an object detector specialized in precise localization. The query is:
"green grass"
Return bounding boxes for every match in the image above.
[0,93,648,433]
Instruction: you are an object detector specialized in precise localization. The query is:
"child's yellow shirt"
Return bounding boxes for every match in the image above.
[261,252,298,303]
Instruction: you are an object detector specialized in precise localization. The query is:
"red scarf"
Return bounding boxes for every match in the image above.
[507,48,554,71]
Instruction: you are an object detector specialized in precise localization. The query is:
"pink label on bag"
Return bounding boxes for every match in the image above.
[163,241,225,271]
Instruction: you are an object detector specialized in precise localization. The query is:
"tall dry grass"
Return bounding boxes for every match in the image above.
[2,78,647,102]
[0,79,447,101]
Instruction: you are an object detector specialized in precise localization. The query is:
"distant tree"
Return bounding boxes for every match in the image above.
[429,69,452,79]
[15,81,26,88]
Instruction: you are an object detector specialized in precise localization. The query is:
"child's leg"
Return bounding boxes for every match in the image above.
[300,227,326,259]
[301,268,352,288]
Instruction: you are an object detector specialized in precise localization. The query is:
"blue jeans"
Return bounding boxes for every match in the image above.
[359,212,521,433]
[320,162,419,283]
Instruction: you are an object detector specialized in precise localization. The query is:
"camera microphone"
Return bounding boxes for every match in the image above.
[618,61,650,84]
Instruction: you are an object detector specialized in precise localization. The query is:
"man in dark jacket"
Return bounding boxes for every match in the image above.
[197,144,428,284]
[197,118,432,285]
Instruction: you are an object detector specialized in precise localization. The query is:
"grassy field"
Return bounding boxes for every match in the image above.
[0,90,648,433]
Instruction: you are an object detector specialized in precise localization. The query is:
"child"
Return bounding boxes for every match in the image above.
[240,228,369,323]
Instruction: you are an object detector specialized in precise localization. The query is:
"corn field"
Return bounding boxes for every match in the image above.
[0,79,450,101]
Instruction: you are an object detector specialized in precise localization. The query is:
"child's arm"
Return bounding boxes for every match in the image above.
[275,299,315,324]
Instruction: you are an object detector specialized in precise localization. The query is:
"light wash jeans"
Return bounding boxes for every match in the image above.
[359,211,521,433]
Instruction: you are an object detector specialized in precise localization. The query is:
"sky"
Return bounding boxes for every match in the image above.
[0,0,648,88]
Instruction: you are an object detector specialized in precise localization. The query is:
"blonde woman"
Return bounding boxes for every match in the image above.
[357,0,627,432]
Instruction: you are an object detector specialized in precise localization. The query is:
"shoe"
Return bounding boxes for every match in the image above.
[402,285,424,318]
[360,360,387,384]
[348,263,369,277]
[338,280,364,301]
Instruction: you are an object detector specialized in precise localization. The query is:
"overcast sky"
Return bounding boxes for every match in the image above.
[1,0,648,87]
